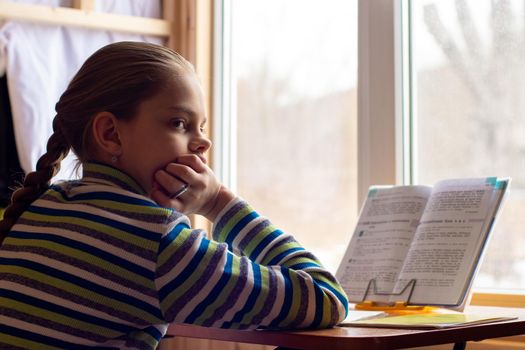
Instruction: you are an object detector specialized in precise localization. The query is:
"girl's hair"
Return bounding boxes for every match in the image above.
[0,41,194,243]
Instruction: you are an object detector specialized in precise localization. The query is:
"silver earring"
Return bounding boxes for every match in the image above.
[111,155,118,164]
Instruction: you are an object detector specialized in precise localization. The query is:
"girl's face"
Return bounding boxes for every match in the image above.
[115,73,211,196]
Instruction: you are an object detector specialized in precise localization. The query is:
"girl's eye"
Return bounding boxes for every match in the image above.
[171,119,186,130]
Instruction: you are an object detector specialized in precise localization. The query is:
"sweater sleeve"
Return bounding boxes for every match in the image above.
[155,198,348,329]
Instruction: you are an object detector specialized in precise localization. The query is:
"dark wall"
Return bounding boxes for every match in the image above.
[0,75,24,207]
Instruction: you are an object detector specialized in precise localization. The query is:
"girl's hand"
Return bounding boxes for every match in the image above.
[151,154,234,221]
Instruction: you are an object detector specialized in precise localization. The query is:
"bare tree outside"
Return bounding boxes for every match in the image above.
[415,0,525,289]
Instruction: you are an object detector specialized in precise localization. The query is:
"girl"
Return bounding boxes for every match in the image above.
[0,41,348,350]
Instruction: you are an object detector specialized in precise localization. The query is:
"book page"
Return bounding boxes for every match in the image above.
[393,178,508,306]
[336,185,432,303]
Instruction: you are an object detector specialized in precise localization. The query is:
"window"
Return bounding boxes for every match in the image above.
[217,0,358,272]
[410,0,525,292]
[215,0,525,300]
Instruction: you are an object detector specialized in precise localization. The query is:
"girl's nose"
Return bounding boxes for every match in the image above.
[189,134,212,154]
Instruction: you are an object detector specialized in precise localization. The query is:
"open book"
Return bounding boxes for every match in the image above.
[336,177,509,309]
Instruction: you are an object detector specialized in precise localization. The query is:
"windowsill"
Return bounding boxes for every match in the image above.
[471,291,525,308]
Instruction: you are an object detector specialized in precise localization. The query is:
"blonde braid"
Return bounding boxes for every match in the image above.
[0,116,70,243]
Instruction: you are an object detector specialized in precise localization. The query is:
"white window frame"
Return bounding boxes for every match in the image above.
[212,0,237,191]
[357,0,405,205]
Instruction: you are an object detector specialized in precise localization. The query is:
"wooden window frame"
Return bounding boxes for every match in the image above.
[162,0,214,231]
[0,0,171,36]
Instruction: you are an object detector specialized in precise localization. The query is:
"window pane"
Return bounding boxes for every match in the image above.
[231,0,358,272]
[411,0,525,290]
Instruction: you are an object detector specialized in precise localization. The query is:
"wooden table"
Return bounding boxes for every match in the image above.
[167,306,525,350]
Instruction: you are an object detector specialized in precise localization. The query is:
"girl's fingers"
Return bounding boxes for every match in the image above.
[151,188,184,212]
[173,154,208,173]
[151,180,187,211]
[154,169,189,197]
[164,162,198,182]
[152,156,218,216]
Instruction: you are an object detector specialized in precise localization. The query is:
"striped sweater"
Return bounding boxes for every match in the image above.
[0,162,348,349]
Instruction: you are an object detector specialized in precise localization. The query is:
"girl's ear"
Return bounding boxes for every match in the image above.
[91,112,122,157]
